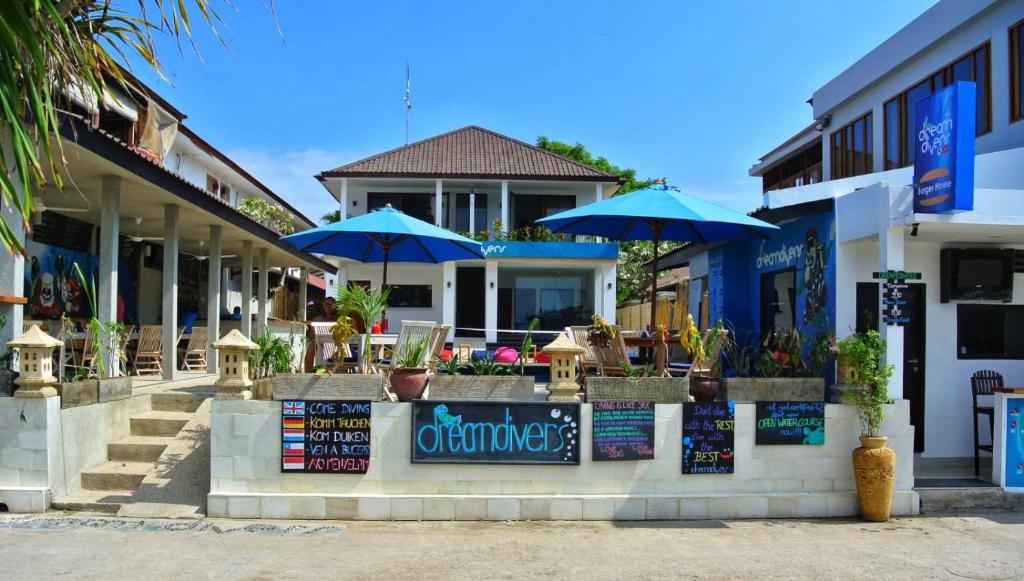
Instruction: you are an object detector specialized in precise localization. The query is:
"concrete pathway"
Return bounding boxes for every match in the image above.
[0,513,1022,579]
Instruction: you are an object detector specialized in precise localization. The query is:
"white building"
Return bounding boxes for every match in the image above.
[317,126,621,344]
[692,0,1024,468]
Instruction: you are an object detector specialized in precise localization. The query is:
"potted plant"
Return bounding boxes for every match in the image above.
[680,315,729,402]
[335,284,390,373]
[720,325,828,404]
[834,330,895,522]
[389,336,430,401]
[428,352,536,400]
[249,330,296,399]
[587,314,616,349]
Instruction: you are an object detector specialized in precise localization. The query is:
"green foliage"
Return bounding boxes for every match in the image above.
[461,355,513,376]
[434,354,462,375]
[619,362,658,378]
[834,330,894,437]
[394,336,430,369]
[321,209,342,224]
[517,317,539,373]
[336,284,391,372]
[237,197,295,234]
[535,136,658,194]
[249,330,295,380]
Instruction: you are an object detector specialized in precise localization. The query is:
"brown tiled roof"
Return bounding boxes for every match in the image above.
[318,125,621,182]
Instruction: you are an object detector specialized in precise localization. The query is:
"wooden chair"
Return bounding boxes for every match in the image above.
[377,321,436,402]
[426,324,451,372]
[69,328,98,379]
[133,325,163,376]
[970,370,1002,475]
[567,326,601,379]
[181,326,209,371]
[595,326,634,377]
[55,319,77,382]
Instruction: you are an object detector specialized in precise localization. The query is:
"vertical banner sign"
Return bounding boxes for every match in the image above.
[592,401,656,461]
[1004,398,1024,489]
[682,401,735,474]
[913,81,975,213]
[873,271,921,326]
[412,401,580,464]
[281,400,371,474]
[755,401,825,445]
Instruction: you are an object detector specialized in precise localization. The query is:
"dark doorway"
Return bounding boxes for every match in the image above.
[855,282,927,452]
[456,267,485,338]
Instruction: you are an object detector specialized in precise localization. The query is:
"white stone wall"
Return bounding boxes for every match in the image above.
[0,397,61,512]
[209,400,918,520]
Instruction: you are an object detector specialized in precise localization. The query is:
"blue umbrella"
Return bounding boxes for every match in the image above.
[281,205,483,288]
[538,183,778,327]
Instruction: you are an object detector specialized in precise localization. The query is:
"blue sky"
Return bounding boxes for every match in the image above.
[129,0,936,223]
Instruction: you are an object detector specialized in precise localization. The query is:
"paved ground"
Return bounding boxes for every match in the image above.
[1,512,1022,579]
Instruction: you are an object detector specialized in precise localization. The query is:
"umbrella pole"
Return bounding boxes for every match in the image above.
[650,229,660,331]
[381,247,389,332]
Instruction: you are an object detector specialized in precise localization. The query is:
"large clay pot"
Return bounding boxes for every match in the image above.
[389,368,429,401]
[852,435,896,522]
[689,376,719,402]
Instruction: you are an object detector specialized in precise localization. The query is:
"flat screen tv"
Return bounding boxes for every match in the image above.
[940,248,1015,303]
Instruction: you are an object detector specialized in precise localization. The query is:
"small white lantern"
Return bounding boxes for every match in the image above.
[542,333,586,402]
[212,329,259,400]
[8,325,62,398]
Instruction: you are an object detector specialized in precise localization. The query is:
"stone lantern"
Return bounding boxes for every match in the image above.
[212,329,259,400]
[8,325,62,398]
[542,333,586,402]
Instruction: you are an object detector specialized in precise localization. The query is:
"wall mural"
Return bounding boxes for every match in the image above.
[24,240,96,320]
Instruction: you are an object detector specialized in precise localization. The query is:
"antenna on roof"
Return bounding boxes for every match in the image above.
[404,62,412,145]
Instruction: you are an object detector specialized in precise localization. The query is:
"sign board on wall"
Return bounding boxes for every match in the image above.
[591,401,655,461]
[873,271,921,326]
[411,401,580,464]
[280,400,371,473]
[912,81,975,214]
[1004,398,1024,490]
[755,401,825,445]
[682,401,735,474]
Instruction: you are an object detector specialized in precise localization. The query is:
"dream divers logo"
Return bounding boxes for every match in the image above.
[756,241,802,270]
[918,115,953,157]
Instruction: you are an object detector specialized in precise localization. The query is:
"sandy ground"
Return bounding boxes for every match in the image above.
[1,512,1023,580]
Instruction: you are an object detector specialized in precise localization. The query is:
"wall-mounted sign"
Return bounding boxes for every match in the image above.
[411,401,580,464]
[755,401,825,445]
[592,401,655,461]
[479,241,618,260]
[1004,398,1024,490]
[913,81,975,214]
[873,271,921,326]
[683,401,735,474]
[280,400,371,474]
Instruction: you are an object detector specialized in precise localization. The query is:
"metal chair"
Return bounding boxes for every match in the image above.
[181,326,209,371]
[971,370,1002,475]
[133,325,164,376]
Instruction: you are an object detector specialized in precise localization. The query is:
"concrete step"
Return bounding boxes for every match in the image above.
[916,486,1023,513]
[130,411,193,437]
[151,392,208,413]
[51,489,134,514]
[80,461,152,491]
[107,436,174,463]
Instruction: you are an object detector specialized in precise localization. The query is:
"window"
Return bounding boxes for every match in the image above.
[387,285,432,308]
[957,304,1024,359]
[367,192,435,223]
[512,194,576,230]
[883,43,992,168]
[206,175,231,203]
[761,143,822,193]
[830,112,873,179]
[455,193,488,234]
[1012,19,1024,122]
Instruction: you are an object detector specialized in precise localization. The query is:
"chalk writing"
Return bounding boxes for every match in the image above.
[683,401,735,474]
[755,400,825,446]
[592,401,656,461]
[280,400,372,473]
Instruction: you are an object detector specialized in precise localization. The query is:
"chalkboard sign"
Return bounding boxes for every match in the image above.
[412,401,580,465]
[281,400,371,473]
[682,401,735,474]
[755,401,825,445]
[592,401,655,461]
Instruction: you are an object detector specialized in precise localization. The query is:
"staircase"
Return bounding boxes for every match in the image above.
[53,392,208,514]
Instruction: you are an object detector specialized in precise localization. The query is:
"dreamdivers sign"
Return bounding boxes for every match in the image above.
[912,81,975,214]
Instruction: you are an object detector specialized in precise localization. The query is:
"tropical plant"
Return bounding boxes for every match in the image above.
[330,314,357,369]
[321,209,342,224]
[679,316,730,377]
[237,197,295,234]
[335,284,390,372]
[461,355,513,376]
[72,261,124,378]
[394,336,429,369]
[249,330,294,380]
[434,353,462,375]
[588,314,616,347]
[0,1,248,254]
[834,330,894,437]
[516,317,539,374]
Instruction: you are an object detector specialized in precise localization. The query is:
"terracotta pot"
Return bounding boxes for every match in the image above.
[852,435,895,522]
[389,368,429,401]
[689,376,719,402]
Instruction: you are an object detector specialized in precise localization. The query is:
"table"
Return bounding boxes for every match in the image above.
[621,334,679,376]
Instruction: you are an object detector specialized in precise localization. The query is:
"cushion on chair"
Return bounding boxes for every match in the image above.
[493,347,518,364]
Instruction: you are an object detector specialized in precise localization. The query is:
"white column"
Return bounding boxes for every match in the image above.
[298,266,308,321]
[207,225,222,373]
[602,264,617,325]
[593,266,604,318]
[98,175,120,377]
[435,179,443,227]
[161,204,179,381]
[240,241,253,338]
[257,247,269,335]
[219,266,230,313]
[469,193,476,234]
[0,196,26,360]
[595,183,602,204]
[500,180,509,232]
[339,178,348,220]
[442,262,456,330]
[484,261,498,343]
[878,189,904,401]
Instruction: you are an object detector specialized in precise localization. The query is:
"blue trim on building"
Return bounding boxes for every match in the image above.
[479,241,618,260]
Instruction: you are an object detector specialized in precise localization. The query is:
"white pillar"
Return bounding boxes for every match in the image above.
[0,198,26,361]
[220,266,230,313]
[442,262,456,330]
[500,180,509,232]
[435,179,443,227]
[595,182,602,204]
[298,266,308,321]
[469,193,476,234]
[602,264,617,325]
[98,175,120,377]
[339,178,348,220]
[161,204,179,381]
[257,247,269,335]
[240,240,253,338]
[878,189,904,401]
[484,261,498,343]
[207,225,222,373]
